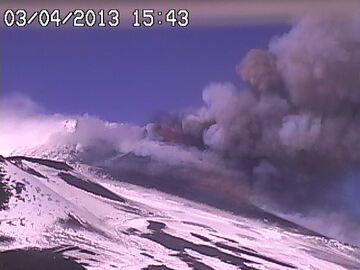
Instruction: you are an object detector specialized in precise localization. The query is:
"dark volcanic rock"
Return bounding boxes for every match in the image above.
[141,265,175,270]
[8,156,73,171]
[0,173,11,211]
[58,213,108,237]
[58,213,85,229]
[3,156,47,179]
[0,235,15,243]
[0,248,86,270]
[142,220,295,270]
[15,182,26,195]
[23,166,47,179]
[58,172,125,203]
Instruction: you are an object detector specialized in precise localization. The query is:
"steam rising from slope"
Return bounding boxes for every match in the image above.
[0,95,67,155]
[1,15,360,244]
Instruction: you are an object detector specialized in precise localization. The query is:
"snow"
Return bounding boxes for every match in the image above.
[0,157,359,269]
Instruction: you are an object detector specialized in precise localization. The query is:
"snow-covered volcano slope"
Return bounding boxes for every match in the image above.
[0,155,359,270]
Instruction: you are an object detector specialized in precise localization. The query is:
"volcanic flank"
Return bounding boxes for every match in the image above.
[1,14,360,248]
[0,155,359,269]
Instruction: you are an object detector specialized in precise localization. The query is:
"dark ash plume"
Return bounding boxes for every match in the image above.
[150,16,360,240]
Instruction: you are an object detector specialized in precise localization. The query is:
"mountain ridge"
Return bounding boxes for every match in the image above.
[0,154,359,269]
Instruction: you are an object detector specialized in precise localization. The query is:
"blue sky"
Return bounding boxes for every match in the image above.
[2,25,288,124]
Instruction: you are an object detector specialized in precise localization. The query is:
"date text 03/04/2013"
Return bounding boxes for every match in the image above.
[2,9,189,28]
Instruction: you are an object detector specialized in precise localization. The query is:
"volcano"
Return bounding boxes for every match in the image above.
[0,152,358,270]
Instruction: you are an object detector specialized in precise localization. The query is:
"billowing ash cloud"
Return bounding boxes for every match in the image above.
[1,14,360,245]
[159,15,360,205]
[150,15,360,243]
